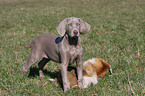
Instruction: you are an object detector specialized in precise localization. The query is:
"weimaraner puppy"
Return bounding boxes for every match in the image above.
[21,17,90,92]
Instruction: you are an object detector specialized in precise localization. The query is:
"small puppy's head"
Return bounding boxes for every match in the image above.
[83,58,113,77]
[83,62,97,77]
[57,17,90,38]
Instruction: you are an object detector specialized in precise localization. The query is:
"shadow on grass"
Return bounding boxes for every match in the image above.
[28,67,58,78]
[28,66,77,90]
[28,66,77,78]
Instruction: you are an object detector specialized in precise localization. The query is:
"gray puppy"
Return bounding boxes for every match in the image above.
[21,17,90,92]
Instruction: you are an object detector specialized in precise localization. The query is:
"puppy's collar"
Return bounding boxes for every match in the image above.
[109,68,113,75]
[55,34,66,44]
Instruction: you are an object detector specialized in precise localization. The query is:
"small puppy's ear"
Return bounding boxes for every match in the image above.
[79,19,91,34]
[85,67,93,76]
[57,18,67,36]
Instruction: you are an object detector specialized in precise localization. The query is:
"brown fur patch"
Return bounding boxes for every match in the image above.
[93,58,111,77]
[57,69,79,88]
[83,58,111,77]
[83,61,96,77]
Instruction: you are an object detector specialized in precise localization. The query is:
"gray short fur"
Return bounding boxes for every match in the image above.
[21,17,90,92]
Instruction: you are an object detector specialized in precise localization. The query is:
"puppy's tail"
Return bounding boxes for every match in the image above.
[24,43,32,48]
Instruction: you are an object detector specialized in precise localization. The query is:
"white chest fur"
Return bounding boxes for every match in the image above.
[68,46,82,64]
[83,76,98,88]
[70,47,79,56]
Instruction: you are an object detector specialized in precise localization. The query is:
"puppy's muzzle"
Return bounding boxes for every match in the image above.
[73,30,79,38]
[73,30,78,35]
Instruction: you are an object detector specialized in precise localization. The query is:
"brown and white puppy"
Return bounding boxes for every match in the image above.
[49,58,112,88]
[82,58,112,88]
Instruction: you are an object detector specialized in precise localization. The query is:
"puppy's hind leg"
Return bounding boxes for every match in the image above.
[38,58,50,77]
[21,47,42,75]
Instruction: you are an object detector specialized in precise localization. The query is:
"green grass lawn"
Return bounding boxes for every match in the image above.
[0,0,144,95]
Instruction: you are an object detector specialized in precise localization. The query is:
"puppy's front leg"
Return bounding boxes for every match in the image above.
[61,63,70,92]
[76,53,83,88]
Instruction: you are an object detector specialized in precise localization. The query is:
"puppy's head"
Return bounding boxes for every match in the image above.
[83,58,112,77]
[57,17,90,38]
[83,61,97,77]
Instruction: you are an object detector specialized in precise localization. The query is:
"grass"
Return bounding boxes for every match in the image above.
[0,0,144,95]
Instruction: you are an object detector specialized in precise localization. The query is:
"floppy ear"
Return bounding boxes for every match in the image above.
[84,66,93,76]
[79,19,91,34]
[57,18,67,36]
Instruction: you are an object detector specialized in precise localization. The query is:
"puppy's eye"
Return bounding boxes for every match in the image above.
[76,23,80,26]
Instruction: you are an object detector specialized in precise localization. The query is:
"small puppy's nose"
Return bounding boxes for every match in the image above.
[73,30,78,35]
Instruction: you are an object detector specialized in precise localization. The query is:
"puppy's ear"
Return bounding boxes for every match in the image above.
[79,19,91,34]
[57,18,67,36]
[85,67,93,76]
[101,59,111,69]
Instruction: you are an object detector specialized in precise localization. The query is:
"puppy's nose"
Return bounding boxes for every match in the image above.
[73,30,78,35]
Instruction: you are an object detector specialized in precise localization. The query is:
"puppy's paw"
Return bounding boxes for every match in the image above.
[21,67,28,76]
[63,83,70,92]
[78,80,83,89]
[39,70,45,77]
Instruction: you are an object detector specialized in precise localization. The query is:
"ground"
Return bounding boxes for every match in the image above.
[0,0,144,95]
